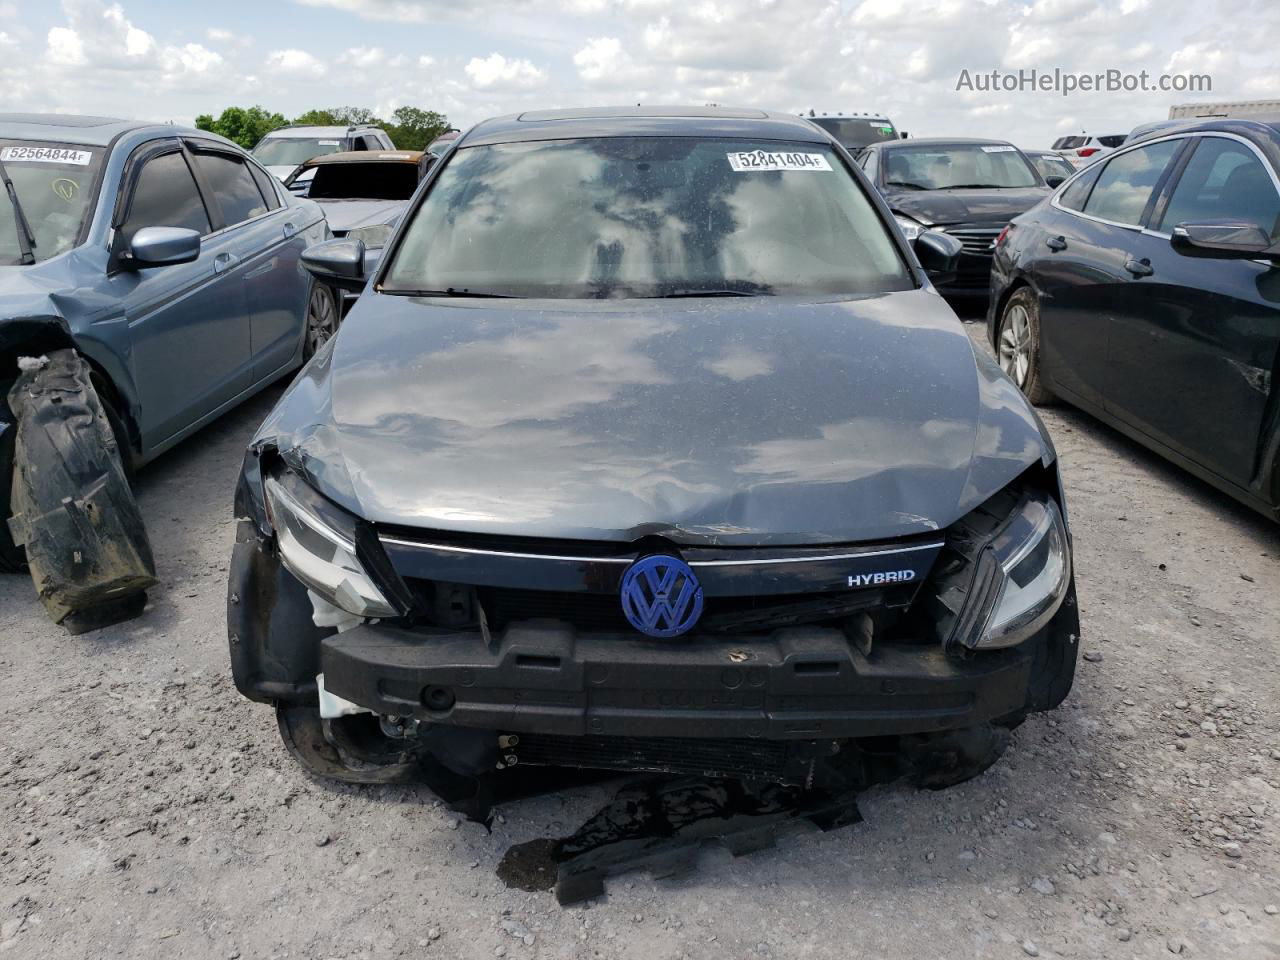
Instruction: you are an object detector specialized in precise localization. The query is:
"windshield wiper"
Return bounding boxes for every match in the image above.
[651,289,762,298]
[943,183,1005,189]
[885,180,931,190]
[380,287,521,298]
[0,155,37,265]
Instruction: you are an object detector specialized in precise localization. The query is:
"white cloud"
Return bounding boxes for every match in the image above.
[46,27,86,66]
[264,48,327,77]
[464,53,546,90]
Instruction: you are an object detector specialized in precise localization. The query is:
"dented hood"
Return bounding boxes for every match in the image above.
[255,289,1053,545]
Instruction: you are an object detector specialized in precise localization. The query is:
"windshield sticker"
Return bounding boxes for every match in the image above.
[51,178,79,201]
[1,146,93,166]
[318,140,340,145]
[980,145,1017,153]
[727,150,832,172]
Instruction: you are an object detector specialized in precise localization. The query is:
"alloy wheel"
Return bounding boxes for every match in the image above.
[999,303,1032,388]
[306,286,338,356]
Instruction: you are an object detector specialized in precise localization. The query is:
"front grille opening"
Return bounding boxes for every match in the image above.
[404,578,920,642]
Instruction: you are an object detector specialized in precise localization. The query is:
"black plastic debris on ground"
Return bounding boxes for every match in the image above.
[497,775,863,905]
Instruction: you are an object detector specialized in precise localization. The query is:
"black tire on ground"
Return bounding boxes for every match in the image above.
[303,282,339,360]
[997,287,1054,405]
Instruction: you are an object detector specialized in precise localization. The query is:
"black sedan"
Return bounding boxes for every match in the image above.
[989,118,1280,520]
[856,138,1052,295]
[228,107,1079,796]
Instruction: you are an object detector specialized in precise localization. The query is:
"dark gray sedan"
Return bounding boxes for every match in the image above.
[229,107,1079,796]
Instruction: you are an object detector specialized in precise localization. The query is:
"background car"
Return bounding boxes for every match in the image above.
[1049,133,1126,168]
[1023,149,1074,185]
[284,149,426,308]
[989,117,1280,520]
[0,113,333,622]
[805,111,902,152]
[251,124,397,187]
[858,137,1051,296]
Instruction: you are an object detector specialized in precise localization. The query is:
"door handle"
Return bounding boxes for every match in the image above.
[213,252,239,275]
[1124,257,1153,278]
[282,221,297,239]
[1045,236,1068,251]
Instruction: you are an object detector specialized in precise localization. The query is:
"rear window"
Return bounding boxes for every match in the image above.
[384,136,912,299]
[1097,135,1127,148]
[1055,136,1087,150]
[810,117,898,149]
[306,161,419,200]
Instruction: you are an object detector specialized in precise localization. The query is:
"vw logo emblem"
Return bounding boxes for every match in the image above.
[619,554,704,638]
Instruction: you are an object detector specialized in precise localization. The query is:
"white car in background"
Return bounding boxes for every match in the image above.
[251,124,397,187]
[1049,133,1126,167]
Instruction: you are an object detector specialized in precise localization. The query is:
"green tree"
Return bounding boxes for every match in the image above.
[383,106,451,151]
[291,108,341,126]
[194,105,288,149]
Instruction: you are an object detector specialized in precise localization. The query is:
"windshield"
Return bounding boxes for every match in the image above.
[252,137,344,167]
[882,144,1040,190]
[0,141,103,265]
[382,137,912,299]
[305,161,419,200]
[1032,154,1074,180]
[810,117,898,148]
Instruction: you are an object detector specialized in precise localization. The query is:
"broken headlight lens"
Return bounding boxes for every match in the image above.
[975,494,1070,649]
[263,471,396,618]
[345,223,394,248]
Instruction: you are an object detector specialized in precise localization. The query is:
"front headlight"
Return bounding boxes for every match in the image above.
[894,213,925,241]
[345,223,394,248]
[263,471,396,618]
[975,495,1071,649]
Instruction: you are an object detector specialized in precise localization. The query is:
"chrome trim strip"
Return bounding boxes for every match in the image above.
[378,535,946,567]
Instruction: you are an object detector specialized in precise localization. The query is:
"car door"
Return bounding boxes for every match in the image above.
[1031,139,1184,408]
[1103,134,1280,487]
[187,142,308,382]
[110,140,252,451]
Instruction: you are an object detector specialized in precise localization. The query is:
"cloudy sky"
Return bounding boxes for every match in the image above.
[1,0,1276,146]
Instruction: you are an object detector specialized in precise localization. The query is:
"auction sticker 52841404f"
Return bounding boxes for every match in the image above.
[727,150,832,172]
[0,146,94,166]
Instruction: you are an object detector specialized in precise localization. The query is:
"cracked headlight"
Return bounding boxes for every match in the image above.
[345,223,394,248]
[263,471,396,618]
[976,494,1071,649]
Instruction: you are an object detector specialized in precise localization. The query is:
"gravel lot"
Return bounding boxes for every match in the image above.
[2,315,1278,960]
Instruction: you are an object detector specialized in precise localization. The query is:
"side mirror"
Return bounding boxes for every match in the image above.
[302,238,367,292]
[125,226,201,268]
[1044,175,1065,188]
[915,230,963,286]
[1171,220,1277,261]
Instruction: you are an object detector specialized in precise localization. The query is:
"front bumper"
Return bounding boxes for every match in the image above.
[320,621,1042,741]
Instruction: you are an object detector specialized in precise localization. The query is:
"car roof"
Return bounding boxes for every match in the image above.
[807,112,894,121]
[302,150,423,166]
[459,106,830,147]
[1126,116,1280,145]
[0,112,164,147]
[869,137,1018,150]
[262,125,378,139]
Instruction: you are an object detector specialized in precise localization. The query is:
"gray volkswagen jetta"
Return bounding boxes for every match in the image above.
[228,107,1079,793]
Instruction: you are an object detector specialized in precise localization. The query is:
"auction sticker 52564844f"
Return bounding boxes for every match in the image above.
[727,150,832,172]
[0,146,94,165]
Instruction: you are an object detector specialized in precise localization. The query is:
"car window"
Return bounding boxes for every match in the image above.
[1055,136,1087,150]
[809,117,898,149]
[247,162,281,211]
[1058,164,1101,211]
[881,143,1039,189]
[120,150,211,245]
[1158,137,1280,240]
[1082,140,1180,225]
[251,137,342,167]
[384,136,913,299]
[0,140,105,264]
[1098,135,1127,149]
[360,135,381,150]
[192,152,268,227]
[1032,154,1074,182]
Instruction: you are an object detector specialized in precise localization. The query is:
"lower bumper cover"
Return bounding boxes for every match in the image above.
[320,623,1035,740]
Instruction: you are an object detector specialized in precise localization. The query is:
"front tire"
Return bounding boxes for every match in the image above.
[303,282,339,360]
[997,287,1053,405]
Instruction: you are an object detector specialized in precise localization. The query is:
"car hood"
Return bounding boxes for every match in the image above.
[0,261,67,330]
[315,199,405,234]
[886,186,1050,226]
[253,290,1054,545]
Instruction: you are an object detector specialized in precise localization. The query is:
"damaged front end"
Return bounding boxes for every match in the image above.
[6,348,155,632]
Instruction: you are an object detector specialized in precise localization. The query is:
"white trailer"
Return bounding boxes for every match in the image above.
[1169,99,1280,119]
